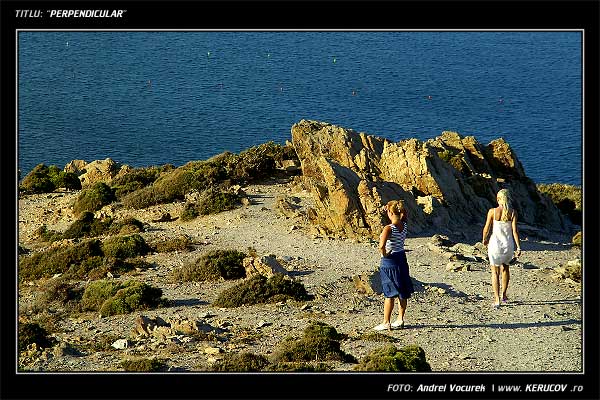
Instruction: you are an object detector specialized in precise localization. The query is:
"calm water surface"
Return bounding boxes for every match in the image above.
[18,31,582,185]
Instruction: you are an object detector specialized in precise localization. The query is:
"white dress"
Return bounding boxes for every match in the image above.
[488,218,515,265]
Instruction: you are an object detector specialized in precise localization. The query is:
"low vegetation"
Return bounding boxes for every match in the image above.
[211,352,270,372]
[18,322,53,351]
[149,235,194,253]
[537,183,582,225]
[101,234,150,259]
[72,182,116,216]
[171,249,246,282]
[19,164,81,194]
[81,279,167,317]
[111,164,175,200]
[212,273,311,308]
[120,357,167,372]
[19,239,104,281]
[36,214,145,243]
[354,344,432,372]
[19,235,151,282]
[180,187,240,220]
[119,142,296,210]
[270,321,355,364]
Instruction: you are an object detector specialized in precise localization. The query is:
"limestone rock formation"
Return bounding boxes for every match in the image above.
[64,158,132,188]
[291,120,569,239]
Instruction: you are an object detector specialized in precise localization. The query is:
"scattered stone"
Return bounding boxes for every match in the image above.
[243,254,290,278]
[445,262,469,272]
[257,320,270,328]
[561,326,575,332]
[352,271,382,295]
[111,339,130,350]
[152,212,178,223]
[204,347,222,355]
[132,315,170,338]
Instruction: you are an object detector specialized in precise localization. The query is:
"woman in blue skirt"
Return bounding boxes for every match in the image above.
[374,200,414,331]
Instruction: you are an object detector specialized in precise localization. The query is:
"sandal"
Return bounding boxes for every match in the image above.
[492,303,500,309]
[373,322,391,331]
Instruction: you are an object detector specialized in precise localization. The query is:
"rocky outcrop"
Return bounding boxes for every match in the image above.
[291,120,569,239]
[64,158,132,188]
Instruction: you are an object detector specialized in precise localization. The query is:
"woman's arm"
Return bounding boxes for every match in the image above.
[512,211,522,256]
[482,209,494,245]
[379,225,391,257]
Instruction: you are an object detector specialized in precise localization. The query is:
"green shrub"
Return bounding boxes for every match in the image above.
[18,322,53,351]
[264,362,332,372]
[213,273,311,308]
[354,344,432,372]
[150,235,193,253]
[80,280,120,311]
[271,321,355,364]
[120,358,166,372]
[119,142,293,210]
[63,213,144,240]
[538,183,582,225]
[101,234,149,259]
[437,149,452,163]
[19,164,54,194]
[211,352,270,372]
[67,256,150,280]
[35,225,62,242]
[106,217,145,235]
[19,239,103,281]
[171,249,246,282]
[111,165,174,199]
[47,165,81,191]
[72,182,116,216]
[81,279,166,316]
[98,281,166,317]
[62,212,110,239]
[120,160,229,209]
[65,256,104,279]
[39,277,84,305]
[196,187,240,216]
[179,203,200,222]
[227,142,279,181]
[18,163,80,194]
[359,331,397,343]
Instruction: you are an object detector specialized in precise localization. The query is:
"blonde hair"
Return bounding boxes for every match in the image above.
[386,200,407,220]
[496,189,514,221]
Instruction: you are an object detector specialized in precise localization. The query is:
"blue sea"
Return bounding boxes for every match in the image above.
[18,31,582,185]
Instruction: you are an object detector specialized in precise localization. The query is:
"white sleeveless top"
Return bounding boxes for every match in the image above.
[385,222,407,254]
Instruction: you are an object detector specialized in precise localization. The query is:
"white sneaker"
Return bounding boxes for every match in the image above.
[373,323,391,331]
[391,320,404,329]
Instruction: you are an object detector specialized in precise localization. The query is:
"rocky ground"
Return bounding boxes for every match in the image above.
[17,176,582,373]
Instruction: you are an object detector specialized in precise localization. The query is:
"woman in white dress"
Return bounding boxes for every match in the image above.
[482,189,522,308]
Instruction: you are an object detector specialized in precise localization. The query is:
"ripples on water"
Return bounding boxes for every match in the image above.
[18,31,582,185]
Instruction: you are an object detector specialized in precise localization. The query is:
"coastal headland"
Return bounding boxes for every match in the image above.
[17,120,582,373]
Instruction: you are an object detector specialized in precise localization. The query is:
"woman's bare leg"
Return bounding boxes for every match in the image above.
[491,265,501,306]
[383,297,394,324]
[397,298,407,322]
[501,264,510,301]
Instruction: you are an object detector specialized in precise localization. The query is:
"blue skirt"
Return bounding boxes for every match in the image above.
[379,251,414,299]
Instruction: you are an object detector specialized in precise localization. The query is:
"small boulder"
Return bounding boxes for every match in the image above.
[243,255,290,278]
